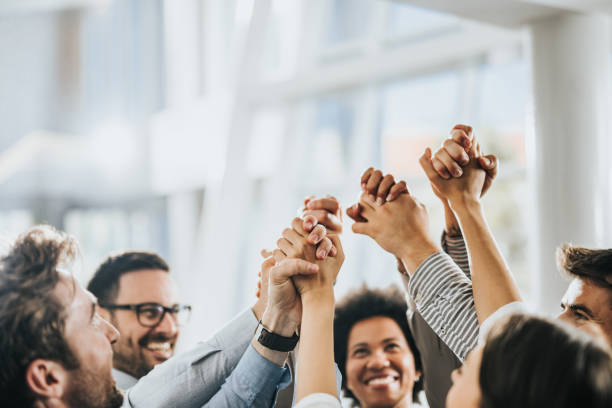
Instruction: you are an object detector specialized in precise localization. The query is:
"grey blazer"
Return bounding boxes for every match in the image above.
[122,309,258,408]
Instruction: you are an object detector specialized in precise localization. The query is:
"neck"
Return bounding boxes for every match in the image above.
[361,393,413,408]
[33,398,66,408]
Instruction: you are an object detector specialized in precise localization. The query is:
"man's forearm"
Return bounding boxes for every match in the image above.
[452,198,521,324]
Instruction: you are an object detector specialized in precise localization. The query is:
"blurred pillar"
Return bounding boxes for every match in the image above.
[528,13,611,314]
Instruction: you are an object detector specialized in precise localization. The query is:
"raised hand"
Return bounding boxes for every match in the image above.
[291,234,344,298]
[350,192,438,274]
[359,168,409,205]
[275,216,336,262]
[302,195,343,234]
[273,217,343,288]
[431,124,498,197]
[420,147,490,208]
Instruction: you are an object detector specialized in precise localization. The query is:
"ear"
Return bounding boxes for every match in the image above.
[25,359,69,400]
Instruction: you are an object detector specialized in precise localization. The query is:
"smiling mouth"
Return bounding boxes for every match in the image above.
[144,341,172,352]
[365,375,399,386]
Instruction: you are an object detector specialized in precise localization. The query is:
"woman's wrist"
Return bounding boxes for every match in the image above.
[450,194,482,215]
[302,287,335,308]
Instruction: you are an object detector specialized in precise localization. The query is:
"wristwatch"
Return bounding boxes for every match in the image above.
[257,326,299,352]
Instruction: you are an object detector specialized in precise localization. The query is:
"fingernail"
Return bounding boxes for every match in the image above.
[361,183,366,190]
[311,234,319,242]
[307,201,315,209]
[330,246,337,256]
[304,221,313,229]
[483,158,491,166]
[454,169,462,177]
[369,194,376,202]
[376,197,384,206]
[308,264,319,273]
[317,249,326,258]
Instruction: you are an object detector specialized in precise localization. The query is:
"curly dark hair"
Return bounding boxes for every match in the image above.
[0,226,80,408]
[334,285,423,405]
[557,244,612,290]
[87,251,169,305]
[480,314,612,408]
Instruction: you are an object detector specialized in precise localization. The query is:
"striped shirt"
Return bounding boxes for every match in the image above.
[403,232,479,361]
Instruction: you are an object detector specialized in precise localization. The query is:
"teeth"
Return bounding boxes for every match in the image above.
[367,376,396,386]
[147,342,171,351]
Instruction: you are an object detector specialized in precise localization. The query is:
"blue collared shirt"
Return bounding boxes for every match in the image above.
[204,344,292,407]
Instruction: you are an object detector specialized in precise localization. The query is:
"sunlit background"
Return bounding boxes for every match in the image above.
[1,0,611,351]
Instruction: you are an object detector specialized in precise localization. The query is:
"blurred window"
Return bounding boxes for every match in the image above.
[260,0,303,81]
[0,210,34,250]
[380,70,461,179]
[323,0,373,48]
[384,3,459,41]
[64,205,167,285]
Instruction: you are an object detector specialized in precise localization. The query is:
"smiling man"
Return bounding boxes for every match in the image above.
[87,251,191,389]
[0,226,124,408]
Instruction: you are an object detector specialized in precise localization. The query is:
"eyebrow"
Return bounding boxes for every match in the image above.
[350,337,400,351]
[562,302,595,319]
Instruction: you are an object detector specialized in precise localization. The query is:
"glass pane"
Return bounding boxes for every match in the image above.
[296,92,358,189]
[385,2,458,40]
[473,59,530,297]
[64,207,166,285]
[475,61,528,166]
[380,70,461,179]
[323,0,373,47]
[260,0,303,81]
[0,210,34,246]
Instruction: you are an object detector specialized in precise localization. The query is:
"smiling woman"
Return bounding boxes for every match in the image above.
[334,285,423,407]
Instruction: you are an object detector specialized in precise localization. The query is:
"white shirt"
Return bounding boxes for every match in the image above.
[294,393,342,408]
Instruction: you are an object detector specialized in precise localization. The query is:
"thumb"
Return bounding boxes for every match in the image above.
[419,147,438,182]
[270,258,319,284]
[351,221,371,236]
[479,154,498,179]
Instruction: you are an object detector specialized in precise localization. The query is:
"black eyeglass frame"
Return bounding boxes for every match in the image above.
[100,302,192,327]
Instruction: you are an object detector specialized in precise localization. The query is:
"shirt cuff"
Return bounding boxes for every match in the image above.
[232,345,291,404]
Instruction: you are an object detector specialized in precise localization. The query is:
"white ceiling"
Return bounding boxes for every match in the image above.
[398,0,611,28]
[0,0,109,16]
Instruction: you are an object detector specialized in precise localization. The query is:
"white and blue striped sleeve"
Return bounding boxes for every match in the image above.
[407,252,479,361]
[441,231,470,279]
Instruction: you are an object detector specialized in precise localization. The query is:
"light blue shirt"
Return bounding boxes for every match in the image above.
[204,344,292,407]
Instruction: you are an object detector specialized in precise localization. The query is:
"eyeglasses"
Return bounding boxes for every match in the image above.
[100,302,192,327]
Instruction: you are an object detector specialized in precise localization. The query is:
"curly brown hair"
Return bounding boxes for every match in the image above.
[0,226,80,407]
[333,285,423,405]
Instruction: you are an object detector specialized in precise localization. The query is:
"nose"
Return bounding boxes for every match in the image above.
[154,310,179,336]
[102,317,120,344]
[366,350,390,370]
[557,309,571,323]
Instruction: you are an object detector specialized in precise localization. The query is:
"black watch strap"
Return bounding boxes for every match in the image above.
[257,327,299,352]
